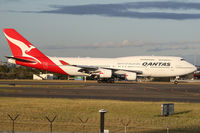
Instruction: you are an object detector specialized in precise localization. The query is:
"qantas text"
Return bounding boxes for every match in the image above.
[142,62,171,67]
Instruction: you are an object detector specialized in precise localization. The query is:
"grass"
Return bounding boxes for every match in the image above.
[0,98,200,133]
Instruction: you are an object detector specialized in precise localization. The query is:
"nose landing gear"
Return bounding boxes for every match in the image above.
[173,76,179,85]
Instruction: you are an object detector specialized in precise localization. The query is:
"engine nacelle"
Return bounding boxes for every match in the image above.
[98,69,112,78]
[8,58,16,64]
[125,72,137,81]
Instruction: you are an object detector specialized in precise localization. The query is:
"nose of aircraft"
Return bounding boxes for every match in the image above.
[191,64,197,73]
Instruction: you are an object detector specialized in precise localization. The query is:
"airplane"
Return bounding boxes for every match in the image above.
[3,28,197,83]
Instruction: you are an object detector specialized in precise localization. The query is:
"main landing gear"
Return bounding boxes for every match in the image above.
[97,78,115,83]
[174,80,178,85]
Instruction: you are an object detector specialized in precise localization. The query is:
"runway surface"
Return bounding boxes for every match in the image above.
[0,80,200,102]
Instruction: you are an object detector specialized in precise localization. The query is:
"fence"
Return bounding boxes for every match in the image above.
[1,114,200,133]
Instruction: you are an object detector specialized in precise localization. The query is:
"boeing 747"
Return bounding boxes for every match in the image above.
[3,29,197,83]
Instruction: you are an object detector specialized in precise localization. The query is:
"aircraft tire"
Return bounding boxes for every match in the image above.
[174,80,178,84]
[97,80,102,83]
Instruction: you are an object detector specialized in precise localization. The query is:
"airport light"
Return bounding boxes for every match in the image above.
[167,126,169,133]
[99,109,107,133]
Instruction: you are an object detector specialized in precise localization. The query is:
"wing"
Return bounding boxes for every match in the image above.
[103,67,143,74]
[72,65,99,73]
[72,65,143,75]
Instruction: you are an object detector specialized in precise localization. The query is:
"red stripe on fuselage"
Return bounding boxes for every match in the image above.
[15,56,69,75]
[59,60,70,65]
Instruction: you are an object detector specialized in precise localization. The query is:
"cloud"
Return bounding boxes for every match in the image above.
[36,1,200,20]
[45,40,200,51]
[0,0,21,3]
[147,45,196,52]
[45,40,136,49]
[92,40,143,48]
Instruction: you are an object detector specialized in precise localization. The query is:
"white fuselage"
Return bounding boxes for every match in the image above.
[4,29,197,80]
[49,56,197,77]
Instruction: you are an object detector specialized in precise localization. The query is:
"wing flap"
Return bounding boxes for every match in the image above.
[103,67,143,74]
[71,65,143,75]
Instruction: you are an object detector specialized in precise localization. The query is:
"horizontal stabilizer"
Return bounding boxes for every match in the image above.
[5,56,36,63]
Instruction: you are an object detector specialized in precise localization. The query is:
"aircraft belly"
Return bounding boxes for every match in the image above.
[143,68,175,77]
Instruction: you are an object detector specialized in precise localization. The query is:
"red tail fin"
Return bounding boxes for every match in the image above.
[3,29,46,63]
[3,28,68,75]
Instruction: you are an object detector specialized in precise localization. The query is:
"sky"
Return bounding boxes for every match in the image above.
[0,0,200,65]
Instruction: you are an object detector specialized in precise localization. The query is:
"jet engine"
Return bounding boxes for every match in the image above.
[124,72,137,81]
[98,69,112,78]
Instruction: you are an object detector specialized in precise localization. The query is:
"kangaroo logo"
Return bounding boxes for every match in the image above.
[4,33,41,64]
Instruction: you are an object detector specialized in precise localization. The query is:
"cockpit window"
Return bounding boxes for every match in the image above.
[180,58,185,61]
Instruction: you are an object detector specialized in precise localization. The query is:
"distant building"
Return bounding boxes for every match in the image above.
[33,73,54,80]
[74,76,83,80]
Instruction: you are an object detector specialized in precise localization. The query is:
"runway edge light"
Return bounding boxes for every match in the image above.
[99,109,107,133]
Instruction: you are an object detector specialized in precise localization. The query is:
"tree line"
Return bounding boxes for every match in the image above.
[0,64,67,79]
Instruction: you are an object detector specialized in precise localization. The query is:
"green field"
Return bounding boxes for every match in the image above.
[0,97,200,133]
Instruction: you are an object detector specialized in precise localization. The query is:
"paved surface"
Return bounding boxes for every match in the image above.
[0,80,200,102]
